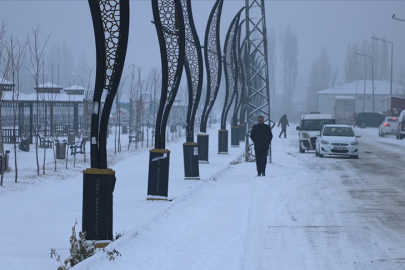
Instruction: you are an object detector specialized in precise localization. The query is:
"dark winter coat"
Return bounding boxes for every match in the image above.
[278,115,289,130]
[250,123,273,150]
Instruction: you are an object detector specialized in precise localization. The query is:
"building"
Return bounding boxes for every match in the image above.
[1,80,89,143]
[317,80,405,116]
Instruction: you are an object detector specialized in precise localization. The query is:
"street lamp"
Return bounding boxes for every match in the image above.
[371,36,393,96]
[353,61,367,112]
[355,53,375,112]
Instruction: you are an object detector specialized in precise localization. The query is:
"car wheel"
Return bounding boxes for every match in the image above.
[351,155,359,159]
[315,150,319,156]
[319,153,324,157]
[400,134,404,140]
[359,122,367,129]
[299,142,305,153]
[380,130,385,137]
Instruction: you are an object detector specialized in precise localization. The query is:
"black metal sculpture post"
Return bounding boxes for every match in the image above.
[238,21,247,142]
[84,0,129,242]
[198,0,224,163]
[147,0,185,199]
[230,17,245,148]
[218,8,243,154]
[181,0,203,180]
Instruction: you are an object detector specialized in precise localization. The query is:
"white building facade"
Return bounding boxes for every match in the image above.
[317,80,405,116]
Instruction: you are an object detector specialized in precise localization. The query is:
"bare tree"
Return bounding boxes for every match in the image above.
[267,28,277,109]
[77,63,95,165]
[148,67,161,147]
[26,25,50,175]
[7,34,27,183]
[136,67,145,147]
[345,37,390,83]
[306,48,335,112]
[114,75,127,153]
[0,21,9,186]
[127,64,136,150]
[280,24,298,116]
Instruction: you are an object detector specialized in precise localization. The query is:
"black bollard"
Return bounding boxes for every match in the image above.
[147,149,170,200]
[218,129,228,154]
[82,168,116,241]
[231,126,240,147]
[238,122,246,142]
[197,134,209,164]
[183,142,200,180]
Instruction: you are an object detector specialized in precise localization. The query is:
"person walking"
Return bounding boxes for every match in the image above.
[250,115,273,177]
[278,114,289,138]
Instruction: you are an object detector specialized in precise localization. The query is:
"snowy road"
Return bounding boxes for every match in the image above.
[1,125,405,270]
[73,126,405,270]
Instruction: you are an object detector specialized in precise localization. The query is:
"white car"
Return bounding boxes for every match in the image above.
[315,124,361,159]
[378,116,398,137]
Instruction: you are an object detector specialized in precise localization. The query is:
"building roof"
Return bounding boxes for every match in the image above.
[64,85,86,91]
[36,82,63,89]
[2,91,86,102]
[317,80,405,96]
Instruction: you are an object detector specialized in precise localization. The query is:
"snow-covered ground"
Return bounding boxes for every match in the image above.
[1,123,405,270]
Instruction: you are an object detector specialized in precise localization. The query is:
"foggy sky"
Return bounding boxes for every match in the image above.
[1,0,405,93]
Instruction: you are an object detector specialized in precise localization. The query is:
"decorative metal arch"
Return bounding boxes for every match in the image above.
[238,27,248,125]
[152,0,185,149]
[221,7,244,130]
[181,0,203,143]
[199,0,224,134]
[233,19,246,127]
[88,0,129,169]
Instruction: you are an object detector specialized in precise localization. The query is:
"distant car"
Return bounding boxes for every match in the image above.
[315,124,361,159]
[396,109,405,140]
[353,112,384,128]
[378,117,398,137]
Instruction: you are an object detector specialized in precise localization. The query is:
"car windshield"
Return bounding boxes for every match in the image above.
[322,127,355,137]
[301,119,335,131]
[387,117,398,122]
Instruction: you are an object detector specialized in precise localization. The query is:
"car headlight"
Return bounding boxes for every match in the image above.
[350,140,358,145]
[320,139,329,145]
[302,132,310,139]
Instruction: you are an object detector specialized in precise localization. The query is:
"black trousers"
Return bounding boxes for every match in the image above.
[254,147,268,175]
[279,129,287,137]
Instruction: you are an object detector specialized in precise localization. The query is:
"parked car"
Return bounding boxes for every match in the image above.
[296,114,336,153]
[315,124,361,159]
[378,116,398,137]
[396,109,405,140]
[353,112,385,128]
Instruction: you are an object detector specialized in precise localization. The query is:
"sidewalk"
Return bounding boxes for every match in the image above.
[0,123,246,270]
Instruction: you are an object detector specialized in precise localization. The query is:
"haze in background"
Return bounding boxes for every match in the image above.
[1,0,404,97]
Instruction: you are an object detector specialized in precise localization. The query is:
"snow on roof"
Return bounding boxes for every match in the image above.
[302,114,334,120]
[317,80,405,95]
[2,90,86,102]
[36,82,63,89]
[64,84,86,91]
[335,96,355,99]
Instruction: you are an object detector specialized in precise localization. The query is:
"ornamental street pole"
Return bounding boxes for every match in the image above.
[219,7,244,154]
[84,0,129,244]
[181,0,203,180]
[198,0,224,164]
[147,0,185,200]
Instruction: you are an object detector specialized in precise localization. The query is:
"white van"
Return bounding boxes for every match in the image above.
[396,109,405,140]
[296,114,336,153]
